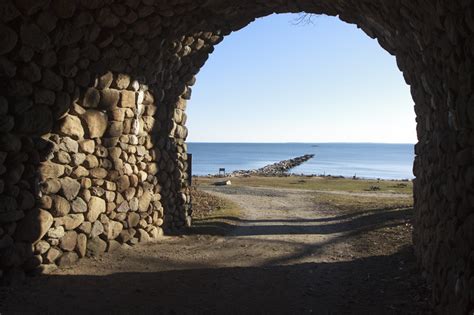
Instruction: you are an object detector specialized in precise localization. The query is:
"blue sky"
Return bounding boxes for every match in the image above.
[186,13,417,144]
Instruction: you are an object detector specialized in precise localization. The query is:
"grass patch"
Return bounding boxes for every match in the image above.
[190,187,241,219]
[194,176,413,194]
[314,192,413,213]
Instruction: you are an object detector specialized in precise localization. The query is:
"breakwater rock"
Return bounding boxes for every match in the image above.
[230,154,315,177]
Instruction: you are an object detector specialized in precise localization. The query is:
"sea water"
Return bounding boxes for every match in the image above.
[187,143,414,180]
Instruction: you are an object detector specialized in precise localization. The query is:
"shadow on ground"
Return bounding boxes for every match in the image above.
[0,247,430,314]
[0,205,432,314]
[188,207,413,237]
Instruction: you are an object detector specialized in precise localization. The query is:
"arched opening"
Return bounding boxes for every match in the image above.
[187,13,416,177]
[185,13,427,313]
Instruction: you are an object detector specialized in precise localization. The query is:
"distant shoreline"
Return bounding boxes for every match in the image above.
[193,153,412,182]
[187,143,415,180]
[194,173,412,182]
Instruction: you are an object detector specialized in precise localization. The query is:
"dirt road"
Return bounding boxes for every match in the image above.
[1,186,430,314]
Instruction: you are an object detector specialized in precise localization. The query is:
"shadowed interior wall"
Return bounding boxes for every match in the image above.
[0,0,472,313]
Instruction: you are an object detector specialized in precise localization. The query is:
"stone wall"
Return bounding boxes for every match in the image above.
[35,75,171,265]
[0,0,193,276]
[0,0,472,313]
[1,67,194,268]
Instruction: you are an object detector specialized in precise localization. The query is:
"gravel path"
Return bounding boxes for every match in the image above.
[0,186,430,314]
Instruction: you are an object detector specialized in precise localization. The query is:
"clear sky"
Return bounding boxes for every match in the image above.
[186,13,417,144]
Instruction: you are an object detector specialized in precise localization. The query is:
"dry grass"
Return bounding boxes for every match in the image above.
[194,176,413,195]
[190,187,241,219]
[192,175,413,227]
[314,192,413,213]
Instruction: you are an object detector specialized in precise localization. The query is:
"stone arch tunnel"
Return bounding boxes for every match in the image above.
[0,0,473,313]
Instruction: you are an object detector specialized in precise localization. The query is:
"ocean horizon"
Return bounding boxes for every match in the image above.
[187,142,415,180]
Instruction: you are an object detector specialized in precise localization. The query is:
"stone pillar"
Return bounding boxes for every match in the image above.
[0,0,188,276]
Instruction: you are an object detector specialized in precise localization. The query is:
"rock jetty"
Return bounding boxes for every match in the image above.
[230,154,315,177]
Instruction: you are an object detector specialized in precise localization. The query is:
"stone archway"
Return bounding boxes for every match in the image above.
[0,1,472,313]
